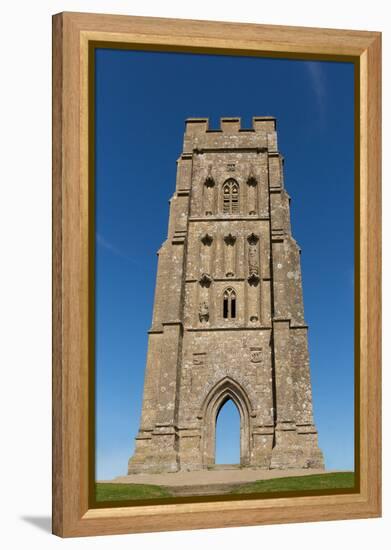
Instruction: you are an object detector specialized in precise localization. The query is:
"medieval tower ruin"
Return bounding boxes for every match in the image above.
[128,116,324,473]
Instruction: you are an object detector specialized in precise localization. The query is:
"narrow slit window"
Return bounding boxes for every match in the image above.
[223,295,229,319]
[223,288,236,319]
[231,295,236,318]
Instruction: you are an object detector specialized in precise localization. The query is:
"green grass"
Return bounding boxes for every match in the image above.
[95,483,172,502]
[230,472,355,494]
[96,473,355,502]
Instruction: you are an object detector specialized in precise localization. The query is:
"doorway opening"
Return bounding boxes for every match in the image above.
[215,398,240,465]
[200,376,252,468]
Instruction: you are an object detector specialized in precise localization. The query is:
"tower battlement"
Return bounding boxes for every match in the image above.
[183,116,278,153]
[185,116,277,136]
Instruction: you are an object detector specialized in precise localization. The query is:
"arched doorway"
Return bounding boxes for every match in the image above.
[198,377,252,467]
[215,398,240,465]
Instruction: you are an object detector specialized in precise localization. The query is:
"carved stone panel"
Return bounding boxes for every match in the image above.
[193,352,206,366]
[247,233,260,282]
[198,300,209,323]
[224,233,236,277]
[250,347,263,363]
[203,165,215,216]
[247,166,258,215]
[200,233,213,274]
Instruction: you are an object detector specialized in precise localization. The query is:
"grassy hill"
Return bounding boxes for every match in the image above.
[96,482,172,502]
[230,472,355,494]
[96,472,355,502]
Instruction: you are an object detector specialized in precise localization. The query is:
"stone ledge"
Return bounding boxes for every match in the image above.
[186,326,272,332]
[189,216,270,222]
[193,147,269,153]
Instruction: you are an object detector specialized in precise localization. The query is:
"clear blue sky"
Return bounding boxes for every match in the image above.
[95,48,355,479]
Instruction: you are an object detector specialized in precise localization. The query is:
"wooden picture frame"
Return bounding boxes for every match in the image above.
[52,11,381,537]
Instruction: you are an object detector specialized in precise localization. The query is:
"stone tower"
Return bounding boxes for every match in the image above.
[128,117,324,473]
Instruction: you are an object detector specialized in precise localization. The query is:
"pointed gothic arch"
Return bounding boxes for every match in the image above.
[198,377,253,467]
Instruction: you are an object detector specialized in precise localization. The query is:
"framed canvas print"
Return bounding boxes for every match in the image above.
[52,12,381,537]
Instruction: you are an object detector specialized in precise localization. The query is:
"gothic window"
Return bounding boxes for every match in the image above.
[223,287,237,319]
[222,179,239,214]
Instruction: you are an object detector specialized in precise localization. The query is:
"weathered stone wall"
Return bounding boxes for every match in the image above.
[128,116,324,474]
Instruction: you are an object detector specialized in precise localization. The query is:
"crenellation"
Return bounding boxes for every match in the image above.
[186,116,277,136]
[252,116,277,133]
[220,117,241,133]
[184,117,209,135]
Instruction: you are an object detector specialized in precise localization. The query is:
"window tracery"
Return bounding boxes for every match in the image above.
[222,179,239,214]
[223,287,237,319]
